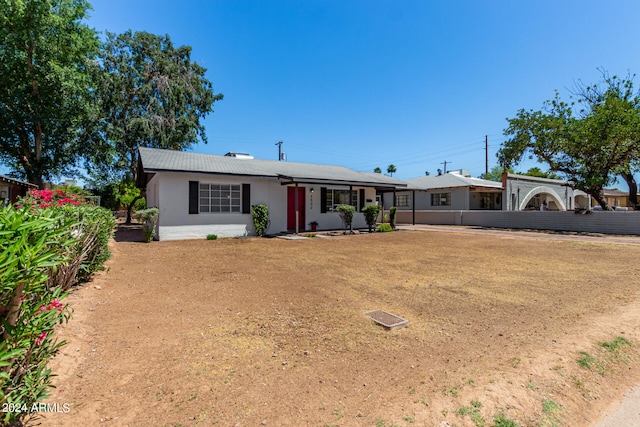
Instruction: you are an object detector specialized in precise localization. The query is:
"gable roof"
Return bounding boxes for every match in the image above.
[406,172,503,191]
[138,147,407,189]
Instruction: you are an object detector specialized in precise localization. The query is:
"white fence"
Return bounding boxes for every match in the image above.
[396,210,640,235]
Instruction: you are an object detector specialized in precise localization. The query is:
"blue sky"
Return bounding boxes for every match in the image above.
[49,1,640,181]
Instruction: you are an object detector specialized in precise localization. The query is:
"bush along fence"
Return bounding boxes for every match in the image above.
[0,189,116,426]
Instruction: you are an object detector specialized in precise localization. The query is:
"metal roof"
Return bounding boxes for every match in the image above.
[138,147,407,189]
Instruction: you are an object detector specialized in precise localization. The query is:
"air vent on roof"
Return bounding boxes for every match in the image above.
[448,169,470,177]
[224,152,254,159]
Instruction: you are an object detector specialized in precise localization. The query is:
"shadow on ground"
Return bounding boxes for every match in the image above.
[113,223,144,242]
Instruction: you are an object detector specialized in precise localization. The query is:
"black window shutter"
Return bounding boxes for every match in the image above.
[320,187,327,213]
[242,183,251,214]
[189,181,199,214]
[359,189,365,211]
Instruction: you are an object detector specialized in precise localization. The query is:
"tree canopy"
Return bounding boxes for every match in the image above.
[0,0,99,187]
[498,72,640,210]
[87,30,223,185]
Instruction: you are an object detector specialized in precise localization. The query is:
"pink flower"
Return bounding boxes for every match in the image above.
[34,332,47,346]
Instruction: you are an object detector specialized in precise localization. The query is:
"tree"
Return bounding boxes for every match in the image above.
[481,165,513,182]
[498,73,640,210]
[524,166,561,180]
[387,164,397,176]
[373,167,382,173]
[0,0,99,187]
[87,30,223,222]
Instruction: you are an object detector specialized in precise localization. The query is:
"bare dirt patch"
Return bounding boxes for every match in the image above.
[37,228,640,427]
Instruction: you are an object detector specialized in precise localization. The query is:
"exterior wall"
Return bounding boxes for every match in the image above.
[152,172,262,240]
[384,188,470,210]
[503,176,575,211]
[396,210,640,235]
[147,172,381,240]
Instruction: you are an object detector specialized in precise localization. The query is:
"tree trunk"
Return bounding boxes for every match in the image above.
[125,194,144,225]
[592,188,613,211]
[620,171,639,210]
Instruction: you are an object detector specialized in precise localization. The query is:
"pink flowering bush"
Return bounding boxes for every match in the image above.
[19,188,87,209]
[0,207,73,425]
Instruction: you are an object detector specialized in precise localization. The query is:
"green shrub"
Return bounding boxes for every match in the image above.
[337,205,356,232]
[133,207,159,243]
[206,234,218,240]
[0,206,74,425]
[389,206,397,229]
[361,205,381,232]
[377,223,393,232]
[251,204,269,237]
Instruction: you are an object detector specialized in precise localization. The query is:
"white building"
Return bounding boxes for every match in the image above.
[137,147,407,240]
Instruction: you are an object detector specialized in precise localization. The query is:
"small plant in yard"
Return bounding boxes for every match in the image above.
[598,336,631,352]
[336,204,355,233]
[361,205,381,232]
[206,234,218,240]
[133,207,159,242]
[492,411,519,427]
[456,400,485,427]
[389,206,397,229]
[541,398,561,426]
[576,351,599,371]
[377,223,393,232]
[251,204,269,236]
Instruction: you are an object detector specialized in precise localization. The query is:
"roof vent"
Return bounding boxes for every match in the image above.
[224,152,254,159]
[448,169,471,177]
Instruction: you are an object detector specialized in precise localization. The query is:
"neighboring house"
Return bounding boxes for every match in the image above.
[502,173,589,211]
[137,147,407,240]
[590,189,629,209]
[384,170,504,211]
[0,174,37,205]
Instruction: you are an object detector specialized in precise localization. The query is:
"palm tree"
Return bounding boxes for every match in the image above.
[373,167,382,173]
[387,164,397,176]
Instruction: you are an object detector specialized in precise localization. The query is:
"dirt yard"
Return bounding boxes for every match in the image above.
[37,227,640,427]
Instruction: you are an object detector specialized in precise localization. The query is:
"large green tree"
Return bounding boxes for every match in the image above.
[498,73,640,210]
[87,30,223,221]
[0,0,99,187]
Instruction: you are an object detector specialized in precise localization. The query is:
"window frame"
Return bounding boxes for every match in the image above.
[430,192,451,206]
[198,183,242,214]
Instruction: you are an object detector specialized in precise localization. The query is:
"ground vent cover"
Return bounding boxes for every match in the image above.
[365,310,408,330]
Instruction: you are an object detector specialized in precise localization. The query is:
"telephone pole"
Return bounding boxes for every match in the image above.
[485,135,489,178]
[440,160,451,174]
[275,141,283,161]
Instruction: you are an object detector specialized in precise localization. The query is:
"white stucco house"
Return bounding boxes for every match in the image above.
[137,147,407,240]
[501,173,590,211]
[384,169,591,213]
[383,170,504,211]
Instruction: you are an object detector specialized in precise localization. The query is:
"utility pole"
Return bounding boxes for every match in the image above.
[275,141,283,161]
[440,160,451,174]
[485,135,489,178]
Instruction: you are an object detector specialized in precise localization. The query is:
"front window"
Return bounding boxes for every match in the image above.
[326,189,357,211]
[199,183,241,213]
[396,194,409,207]
[431,192,451,206]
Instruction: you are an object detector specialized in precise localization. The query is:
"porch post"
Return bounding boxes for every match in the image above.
[295,182,299,234]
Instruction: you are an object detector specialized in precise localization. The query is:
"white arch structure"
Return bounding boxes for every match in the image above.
[519,185,566,210]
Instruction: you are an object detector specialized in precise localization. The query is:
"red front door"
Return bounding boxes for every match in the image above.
[287,187,306,231]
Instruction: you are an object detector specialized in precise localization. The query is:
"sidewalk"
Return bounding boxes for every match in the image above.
[396,224,640,245]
